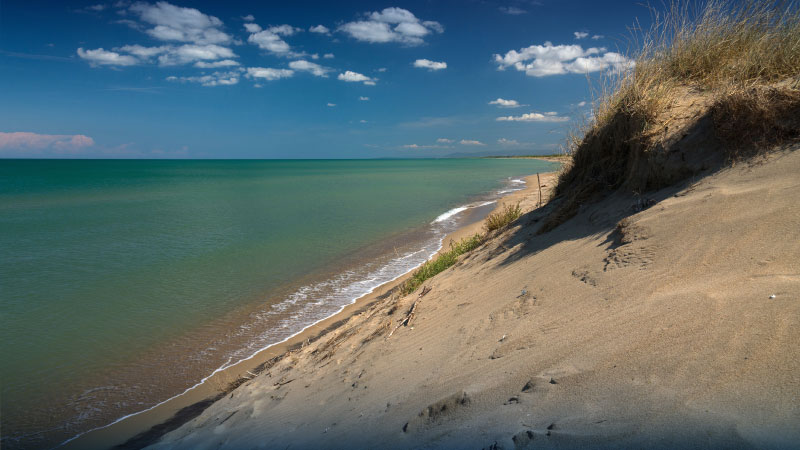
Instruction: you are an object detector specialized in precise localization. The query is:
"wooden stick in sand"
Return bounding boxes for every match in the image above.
[537,172,542,208]
[388,286,432,338]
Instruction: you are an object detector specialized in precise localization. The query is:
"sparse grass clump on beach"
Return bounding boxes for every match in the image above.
[402,201,529,294]
[484,203,522,233]
[543,0,800,232]
[401,234,483,295]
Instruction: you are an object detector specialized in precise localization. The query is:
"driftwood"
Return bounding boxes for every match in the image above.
[387,286,432,338]
[537,172,542,208]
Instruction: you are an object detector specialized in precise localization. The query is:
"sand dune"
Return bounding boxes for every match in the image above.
[143,146,800,449]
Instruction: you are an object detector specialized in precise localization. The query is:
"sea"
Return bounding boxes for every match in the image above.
[0,158,558,448]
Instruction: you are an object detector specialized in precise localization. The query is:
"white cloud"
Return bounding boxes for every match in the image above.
[460,139,485,146]
[499,6,526,15]
[436,138,454,143]
[156,44,236,66]
[489,98,525,108]
[494,41,633,77]
[288,60,331,77]
[577,101,587,107]
[242,14,255,22]
[413,59,446,70]
[117,44,168,58]
[327,103,336,107]
[359,119,368,123]
[338,70,376,85]
[248,29,291,55]
[166,70,240,86]
[339,7,443,46]
[80,43,238,67]
[309,24,330,34]
[79,3,241,69]
[323,53,335,59]
[245,67,294,81]
[77,47,138,66]
[129,1,232,45]
[497,138,537,147]
[194,59,239,68]
[497,138,520,145]
[87,4,107,11]
[359,96,369,101]
[244,23,262,33]
[402,143,451,149]
[268,24,301,36]
[245,23,302,56]
[574,31,589,39]
[496,111,569,122]
[0,132,95,153]
[591,34,604,40]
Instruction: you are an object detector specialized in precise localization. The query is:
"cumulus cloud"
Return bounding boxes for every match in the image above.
[129,1,232,45]
[460,139,485,146]
[339,7,443,46]
[436,138,454,143]
[242,14,255,22]
[327,103,336,107]
[413,59,447,70]
[78,2,240,68]
[496,111,569,122]
[287,60,331,77]
[0,131,95,154]
[592,34,604,40]
[166,70,240,86]
[359,96,369,101]
[244,23,262,33]
[494,41,633,77]
[499,6,527,15]
[573,31,589,39]
[156,44,236,65]
[338,70,376,85]
[77,47,138,66]
[194,59,239,68]
[323,53,335,59]
[309,24,330,34]
[489,98,525,108]
[401,143,451,149]
[245,67,294,81]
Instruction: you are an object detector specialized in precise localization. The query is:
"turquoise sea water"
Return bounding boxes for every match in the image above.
[0,159,557,448]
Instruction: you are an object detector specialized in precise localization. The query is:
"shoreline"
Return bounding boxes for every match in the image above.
[62,170,558,450]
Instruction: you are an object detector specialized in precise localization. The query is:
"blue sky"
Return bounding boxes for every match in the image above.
[0,0,651,158]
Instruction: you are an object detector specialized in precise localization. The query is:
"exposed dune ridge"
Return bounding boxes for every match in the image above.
[140,144,800,448]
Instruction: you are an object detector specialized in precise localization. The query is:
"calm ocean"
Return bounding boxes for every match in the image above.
[0,158,557,448]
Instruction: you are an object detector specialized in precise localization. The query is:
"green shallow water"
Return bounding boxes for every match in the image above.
[0,158,557,448]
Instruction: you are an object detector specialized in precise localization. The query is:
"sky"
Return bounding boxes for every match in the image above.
[0,0,653,158]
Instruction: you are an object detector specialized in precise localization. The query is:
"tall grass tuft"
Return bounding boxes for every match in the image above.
[484,203,523,233]
[401,234,483,295]
[543,0,800,232]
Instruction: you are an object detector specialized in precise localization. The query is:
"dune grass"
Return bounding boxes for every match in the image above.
[543,0,800,232]
[484,202,523,233]
[401,200,528,294]
[401,234,483,295]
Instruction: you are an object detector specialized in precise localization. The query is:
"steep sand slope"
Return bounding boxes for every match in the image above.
[148,148,800,449]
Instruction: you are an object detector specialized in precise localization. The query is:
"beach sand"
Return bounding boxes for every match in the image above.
[62,171,557,450]
[131,147,799,449]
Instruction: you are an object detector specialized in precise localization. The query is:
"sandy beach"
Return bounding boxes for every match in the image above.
[62,137,798,449]
[61,169,558,450]
[138,147,800,450]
